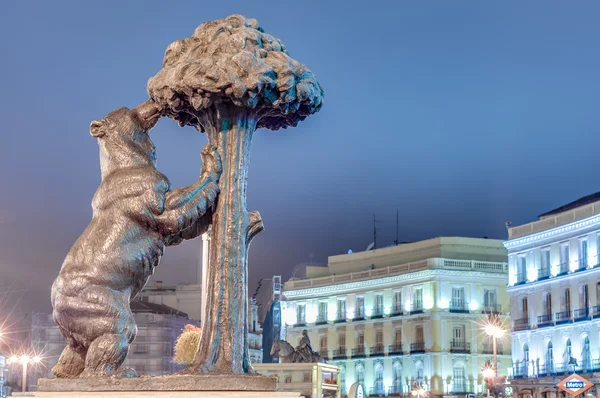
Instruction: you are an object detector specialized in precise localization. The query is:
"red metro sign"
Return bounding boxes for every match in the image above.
[556,374,594,397]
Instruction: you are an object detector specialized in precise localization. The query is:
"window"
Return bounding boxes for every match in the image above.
[394,291,402,312]
[579,238,588,268]
[564,339,572,364]
[522,297,529,318]
[560,244,570,273]
[484,289,497,312]
[413,288,423,310]
[320,335,327,351]
[393,362,403,393]
[452,325,466,350]
[451,287,466,310]
[415,325,424,343]
[296,304,305,325]
[517,255,527,282]
[453,364,466,392]
[582,336,591,369]
[318,302,327,322]
[375,294,384,315]
[356,364,364,384]
[357,332,365,349]
[580,284,589,309]
[356,296,365,318]
[546,341,553,372]
[337,299,346,320]
[541,248,551,272]
[415,362,424,384]
[395,329,402,346]
[564,288,571,313]
[338,334,346,350]
[374,364,384,394]
[544,292,552,315]
[375,329,384,349]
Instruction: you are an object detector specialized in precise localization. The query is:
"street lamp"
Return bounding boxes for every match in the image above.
[483,316,506,398]
[7,353,42,392]
[411,384,427,398]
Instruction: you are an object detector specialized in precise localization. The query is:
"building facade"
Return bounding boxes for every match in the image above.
[0,355,7,397]
[282,237,511,397]
[505,194,600,398]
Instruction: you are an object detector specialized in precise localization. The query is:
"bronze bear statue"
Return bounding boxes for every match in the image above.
[50,101,221,378]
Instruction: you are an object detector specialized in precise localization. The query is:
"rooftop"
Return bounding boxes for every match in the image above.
[130,300,189,318]
[538,191,600,219]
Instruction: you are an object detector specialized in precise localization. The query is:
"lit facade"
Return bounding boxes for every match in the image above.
[0,355,7,397]
[282,237,511,397]
[505,194,600,398]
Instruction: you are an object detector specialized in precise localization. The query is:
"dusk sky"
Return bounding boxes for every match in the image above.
[1,1,600,320]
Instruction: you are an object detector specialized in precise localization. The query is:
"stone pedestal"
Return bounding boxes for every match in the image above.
[32,374,302,397]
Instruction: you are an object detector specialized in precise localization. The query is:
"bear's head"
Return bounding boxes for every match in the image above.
[90,107,160,175]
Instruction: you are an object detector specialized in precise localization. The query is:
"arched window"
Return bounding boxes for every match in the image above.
[522,344,530,376]
[355,364,364,384]
[453,363,466,393]
[564,339,572,364]
[374,363,384,395]
[582,336,591,370]
[545,341,554,373]
[415,361,424,384]
[393,361,403,394]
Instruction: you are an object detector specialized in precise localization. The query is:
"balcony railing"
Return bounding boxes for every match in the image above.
[537,266,550,280]
[515,272,527,285]
[482,343,504,355]
[513,318,530,331]
[450,341,470,353]
[335,312,345,323]
[352,346,366,358]
[370,345,385,357]
[372,306,384,318]
[332,348,347,359]
[294,319,306,327]
[388,344,403,355]
[319,349,329,358]
[537,313,553,327]
[392,304,403,316]
[574,307,589,321]
[354,309,365,321]
[388,384,405,396]
[576,258,588,271]
[410,342,425,353]
[482,304,501,314]
[369,385,386,397]
[558,262,569,275]
[449,300,469,313]
[411,302,424,314]
[593,305,600,317]
[515,358,600,378]
[315,315,328,325]
[555,310,572,324]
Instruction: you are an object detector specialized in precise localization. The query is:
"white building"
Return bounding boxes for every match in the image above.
[505,193,600,398]
[281,237,511,397]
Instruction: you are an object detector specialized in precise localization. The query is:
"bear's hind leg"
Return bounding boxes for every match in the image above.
[79,333,129,378]
[52,345,86,378]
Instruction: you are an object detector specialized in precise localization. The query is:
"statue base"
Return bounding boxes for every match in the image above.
[36,374,286,396]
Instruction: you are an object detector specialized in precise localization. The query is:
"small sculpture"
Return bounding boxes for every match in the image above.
[270,331,326,363]
[148,14,324,374]
[50,102,221,378]
[174,325,203,365]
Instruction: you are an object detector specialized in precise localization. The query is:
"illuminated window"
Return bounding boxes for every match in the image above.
[560,244,569,273]
[356,296,365,318]
[337,299,346,320]
[582,336,591,369]
[546,341,553,372]
[579,238,588,268]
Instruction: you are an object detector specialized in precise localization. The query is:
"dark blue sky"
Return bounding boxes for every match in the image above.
[1,1,599,315]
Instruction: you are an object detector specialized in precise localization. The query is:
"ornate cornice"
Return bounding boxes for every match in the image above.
[284,269,505,299]
[504,214,600,251]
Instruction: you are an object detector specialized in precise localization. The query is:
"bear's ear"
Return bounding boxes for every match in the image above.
[90,120,105,138]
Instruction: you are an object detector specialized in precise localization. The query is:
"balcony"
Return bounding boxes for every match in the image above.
[352,346,367,358]
[369,385,386,397]
[574,307,589,321]
[371,306,384,319]
[482,304,501,314]
[593,305,600,317]
[391,304,404,316]
[370,345,385,357]
[410,342,425,353]
[555,310,572,324]
[449,300,469,313]
[315,315,328,325]
[482,343,504,355]
[576,258,588,272]
[537,266,550,280]
[410,302,424,315]
[515,272,527,285]
[354,309,365,321]
[513,318,530,331]
[332,348,347,359]
[558,263,569,276]
[294,319,306,327]
[450,341,470,353]
[537,313,553,328]
[318,349,329,359]
[388,344,403,355]
[388,384,404,396]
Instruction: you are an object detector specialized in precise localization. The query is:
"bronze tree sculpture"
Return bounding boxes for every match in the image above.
[147,14,324,374]
[50,102,222,378]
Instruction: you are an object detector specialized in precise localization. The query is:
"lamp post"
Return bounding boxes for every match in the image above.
[483,317,506,398]
[411,384,427,398]
[7,354,41,392]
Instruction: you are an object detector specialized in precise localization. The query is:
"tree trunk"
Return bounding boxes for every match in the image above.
[190,106,263,374]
